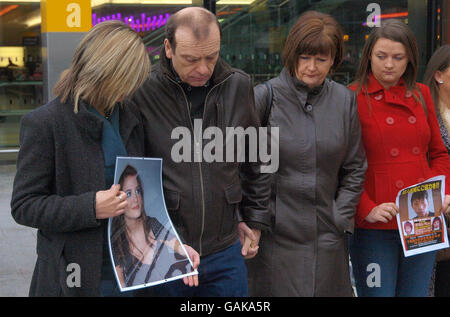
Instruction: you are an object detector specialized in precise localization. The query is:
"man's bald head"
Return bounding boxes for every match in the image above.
[165,7,221,53]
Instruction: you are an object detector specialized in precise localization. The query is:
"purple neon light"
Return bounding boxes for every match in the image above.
[92,12,170,32]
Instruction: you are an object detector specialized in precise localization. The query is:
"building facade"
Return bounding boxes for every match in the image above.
[0,0,449,163]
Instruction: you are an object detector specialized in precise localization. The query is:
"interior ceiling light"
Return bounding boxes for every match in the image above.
[216,0,255,4]
[92,0,192,6]
[0,0,39,2]
[0,4,18,17]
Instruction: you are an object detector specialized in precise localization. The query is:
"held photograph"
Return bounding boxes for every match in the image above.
[108,157,197,292]
[396,176,449,257]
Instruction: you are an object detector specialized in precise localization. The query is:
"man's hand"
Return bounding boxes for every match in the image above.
[183,244,200,287]
[238,222,261,259]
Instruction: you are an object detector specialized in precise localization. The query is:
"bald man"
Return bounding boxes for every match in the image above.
[131,7,271,297]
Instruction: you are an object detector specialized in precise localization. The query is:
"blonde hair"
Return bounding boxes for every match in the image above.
[54,20,150,113]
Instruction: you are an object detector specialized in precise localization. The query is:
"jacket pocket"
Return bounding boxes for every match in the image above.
[332,200,350,235]
[164,189,182,231]
[35,230,67,296]
[36,230,65,262]
[219,183,243,241]
[164,189,180,211]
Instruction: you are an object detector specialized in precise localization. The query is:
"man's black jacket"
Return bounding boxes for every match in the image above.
[131,51,271,256]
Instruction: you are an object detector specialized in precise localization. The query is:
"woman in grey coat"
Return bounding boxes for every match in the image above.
[10,21,199,296]
[246,11,367,296]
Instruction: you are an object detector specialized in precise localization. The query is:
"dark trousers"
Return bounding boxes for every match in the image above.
[139,240,248,297]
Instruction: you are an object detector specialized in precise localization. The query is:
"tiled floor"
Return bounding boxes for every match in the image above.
[0,165,36,297]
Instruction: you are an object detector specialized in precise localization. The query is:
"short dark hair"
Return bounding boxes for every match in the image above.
[165,7,222,53]
[411,191,428,204]
[282,11,344,76]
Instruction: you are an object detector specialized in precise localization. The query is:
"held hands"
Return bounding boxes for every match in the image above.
[238,222,261,259]
[182,244,200,287]
[95,184,128,219]
[365,202,399,224]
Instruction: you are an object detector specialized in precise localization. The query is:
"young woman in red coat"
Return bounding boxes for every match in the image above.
[349,20,450,297]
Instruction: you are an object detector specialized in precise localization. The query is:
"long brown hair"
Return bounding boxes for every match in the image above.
[282,11,344,77]
[353,19,426,114]
[111,165,150,269]
[423,45,450,113]
[54,20,150,114]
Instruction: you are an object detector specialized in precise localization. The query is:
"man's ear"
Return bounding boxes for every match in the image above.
[164,39,173,59]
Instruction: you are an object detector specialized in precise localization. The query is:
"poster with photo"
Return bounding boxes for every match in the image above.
[108,157,197,292]
[396,175,449,257]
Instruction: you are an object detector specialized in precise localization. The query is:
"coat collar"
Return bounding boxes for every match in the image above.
[363,73,420,110]
[365,72,406,94]
[159,46,234,86]
[71,99,139,144]
[278,67,329,111]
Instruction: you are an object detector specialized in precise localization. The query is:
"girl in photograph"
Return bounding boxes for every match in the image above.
[111,165,195,289]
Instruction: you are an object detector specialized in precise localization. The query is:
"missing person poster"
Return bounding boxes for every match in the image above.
[396,175,449,257]
[108,157,198,292]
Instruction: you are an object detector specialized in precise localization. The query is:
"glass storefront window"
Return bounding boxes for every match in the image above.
[0,0,193,154]
[0,1,42,151]
[91,1,193,64]
[0,0,448,159]
[217,0,447,85]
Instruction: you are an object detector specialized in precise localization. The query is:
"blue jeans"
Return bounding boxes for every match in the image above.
[139,240,248,297]
[349,228,436,297]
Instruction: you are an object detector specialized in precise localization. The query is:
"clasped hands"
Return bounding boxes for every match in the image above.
[238,222,261,259]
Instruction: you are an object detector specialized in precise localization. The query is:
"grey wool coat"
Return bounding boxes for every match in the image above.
[246,68,367,296]
[10,98,145,296]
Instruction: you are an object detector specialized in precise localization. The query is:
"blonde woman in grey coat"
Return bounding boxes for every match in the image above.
[246,11,367,296]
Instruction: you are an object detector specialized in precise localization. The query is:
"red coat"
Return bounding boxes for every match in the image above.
[350,74,450,230]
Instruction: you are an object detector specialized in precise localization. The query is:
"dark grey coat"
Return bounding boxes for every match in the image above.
[247,68,367,296]
[10,99,145,296]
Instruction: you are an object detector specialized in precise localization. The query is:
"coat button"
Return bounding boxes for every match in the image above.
[390,148,399,157]
[408,116,417,124]
[386,117,395,125]
[305,104,313,112]
[374,95,383,101]
[412,147,421,155]
[405,91,412,98]
[396,180,405,189]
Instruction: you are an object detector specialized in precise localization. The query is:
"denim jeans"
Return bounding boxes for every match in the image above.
[349,228,436,297]
[140,240,248,297]
[100,258,133,297]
